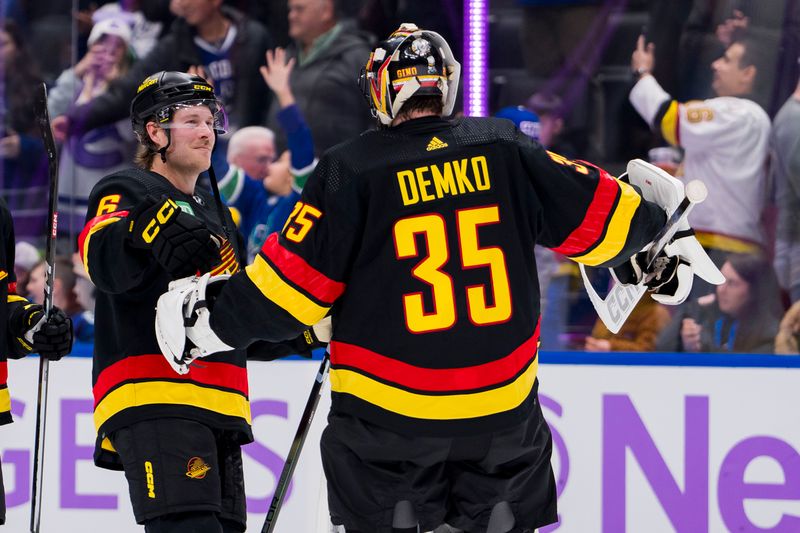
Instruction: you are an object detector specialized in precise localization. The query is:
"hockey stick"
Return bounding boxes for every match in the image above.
[30,82,59,533]
[581,179,708,334]
[261,351,331,533]
[206,162,237,261]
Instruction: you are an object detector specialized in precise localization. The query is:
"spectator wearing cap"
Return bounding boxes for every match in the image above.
[12,241,40,298]
[91,0,165,59]
[495,105,542,142]
[52,0,272,155]
[48,17,138,243]
[495,105,558,307]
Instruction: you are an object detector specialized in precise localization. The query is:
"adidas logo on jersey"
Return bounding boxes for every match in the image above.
[426,137,448,151]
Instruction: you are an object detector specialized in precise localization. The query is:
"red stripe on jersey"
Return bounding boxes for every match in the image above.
[330,320,540,393]
[0,361,7,384]
[551,167,620,256]
[261,233,345,304]
[93,354,248,407]
[8,281,17,295]
[78,210,130,262]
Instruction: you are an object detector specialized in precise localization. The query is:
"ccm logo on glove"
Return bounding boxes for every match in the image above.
[139,198,178,243]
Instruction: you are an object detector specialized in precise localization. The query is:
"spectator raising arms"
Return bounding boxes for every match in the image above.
[629,34,772,295]
[221,47,317,261]
[267,0,372,154]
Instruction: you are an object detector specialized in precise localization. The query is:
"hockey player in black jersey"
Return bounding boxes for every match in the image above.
[79,71,328,533]
[1,198,72,525]
[156,25,723,533]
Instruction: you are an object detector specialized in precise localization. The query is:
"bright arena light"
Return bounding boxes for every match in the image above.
[463,0,488,116]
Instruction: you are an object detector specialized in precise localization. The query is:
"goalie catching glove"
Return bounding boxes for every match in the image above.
[128,195,221,278]
[9,303,73,360]
[612,160,725,305]
[155,273,233,375]
[155,273,333,374]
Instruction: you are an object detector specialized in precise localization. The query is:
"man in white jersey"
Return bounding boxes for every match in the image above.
[629,34,771,288]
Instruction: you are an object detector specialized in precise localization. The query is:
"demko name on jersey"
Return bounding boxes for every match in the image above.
[396,155,491,206]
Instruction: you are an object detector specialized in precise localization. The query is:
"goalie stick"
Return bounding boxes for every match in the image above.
[30,82,59,533]
[261,352,331,533]
[581,179,708,334]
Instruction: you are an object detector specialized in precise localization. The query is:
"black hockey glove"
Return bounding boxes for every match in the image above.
[292,320,331,355]
[246,318,331,361]
[9,304,73,360]
[128,196,221,278]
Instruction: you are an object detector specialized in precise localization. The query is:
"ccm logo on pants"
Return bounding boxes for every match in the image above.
[144,461,156,498]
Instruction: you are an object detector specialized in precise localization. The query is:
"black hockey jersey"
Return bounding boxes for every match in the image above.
[80,167,251,468]
[1,198,35,426]
[210,117,666,436]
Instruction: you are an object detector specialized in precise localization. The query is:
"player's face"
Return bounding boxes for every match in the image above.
[716,261,751,318]
[288,0,332,45]
[711,43,753,97]
[165,106,216,173]
[230,137,275,181]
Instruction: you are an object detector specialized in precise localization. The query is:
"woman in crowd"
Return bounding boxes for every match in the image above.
[657,253,784,353]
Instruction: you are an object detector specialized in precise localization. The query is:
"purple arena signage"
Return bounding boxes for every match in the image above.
[2,359,799,532]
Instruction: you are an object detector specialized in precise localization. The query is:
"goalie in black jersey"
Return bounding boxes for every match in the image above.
[156,25,723,533]
[79,71,329,533]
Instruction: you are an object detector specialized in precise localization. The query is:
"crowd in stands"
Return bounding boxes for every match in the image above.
[2,0,800,356]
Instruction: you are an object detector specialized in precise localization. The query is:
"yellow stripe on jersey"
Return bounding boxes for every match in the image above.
[245,254,329,326]
[0,270,6,282]
[0,388,10,414]
[330,358,538,420]
[572,180,642,266]
[660,100,680,146]
[93,381,251,431]
[8,294,27,304]
[82,216,123,278]
[695,231,762,254]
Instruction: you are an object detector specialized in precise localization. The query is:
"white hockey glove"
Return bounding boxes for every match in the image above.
[155,273,234,375]
[612,160,724,305]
